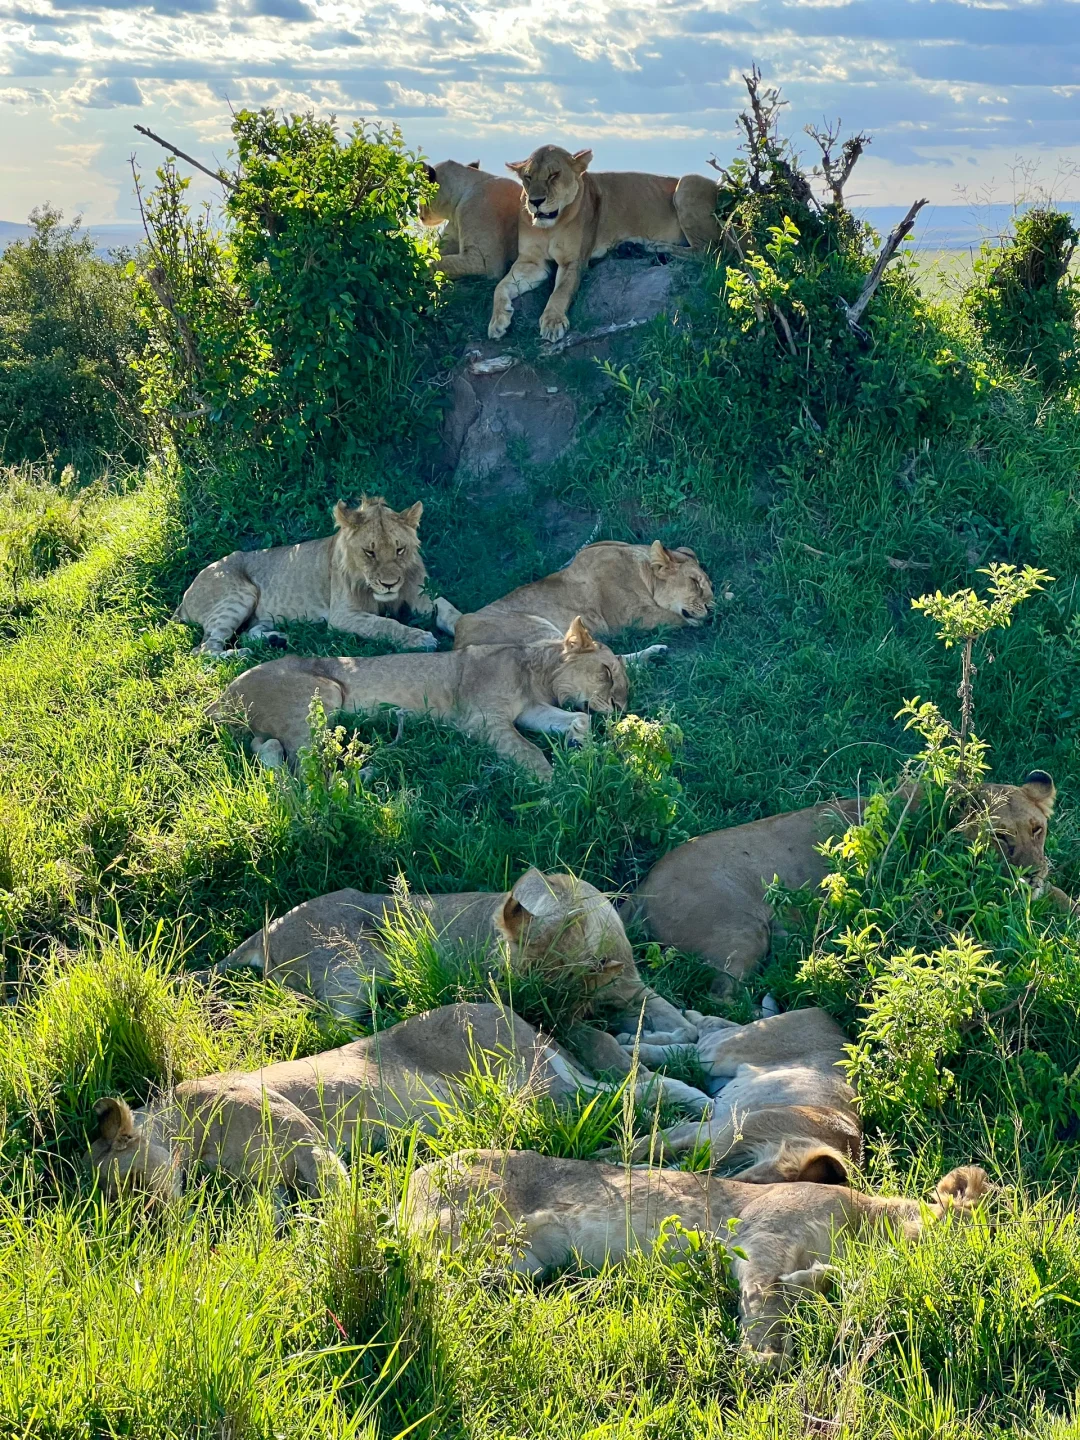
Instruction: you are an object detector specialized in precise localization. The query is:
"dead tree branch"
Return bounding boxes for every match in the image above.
[842,198,928,338]
[709,65,815,207]
[134,124,236,190]
[806,119,871,209]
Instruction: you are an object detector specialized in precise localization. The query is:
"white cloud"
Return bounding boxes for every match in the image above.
[64,76,145,108]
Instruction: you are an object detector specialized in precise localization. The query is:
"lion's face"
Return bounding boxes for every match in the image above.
[649,541,715,625]
[964,771,1056,880]
[89,1097,179,1200]
[552,617,628,714]
[496,869,634,986]
[507,145,593,227]
[334,497,424,606]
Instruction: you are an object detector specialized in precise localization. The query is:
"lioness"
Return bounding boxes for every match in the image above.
[488,146,721,342]
[619,1008,860,1181]
[632,773,1064,986]
[219,868,696,1042]
[89,1002,711,1200]
[175,497,440,655]
[210,616,627,780]
[404,1148,989,1365]
[420,160,520,280]
[440,541,714,664]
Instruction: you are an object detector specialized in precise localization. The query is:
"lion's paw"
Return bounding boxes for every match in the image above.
[403,630,439,652]
[539,311,570,342]
[566,713,590,745]
[488,311,512,340]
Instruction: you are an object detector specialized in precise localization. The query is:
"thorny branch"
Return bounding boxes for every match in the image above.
[708,65,815,207]
[806,119,871,209]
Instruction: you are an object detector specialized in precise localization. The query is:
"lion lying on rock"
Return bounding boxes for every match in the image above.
[632,772,1065,986]
[174,497,441,655]
[420,159,520,280]
[619,1007,861,1180]
[89,1002,710,1200]
[211,616,626,780]
[404,1148,989,1365]
[219,868,696,1042]
[438,541,714,665]
[488,145,721,342]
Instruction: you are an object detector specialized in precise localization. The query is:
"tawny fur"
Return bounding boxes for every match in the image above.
[489,146,721,343]
[405,1149,990,1366]
[217,868,695,1041]
[174,497,439,655]
[88,1002,711,1199]
[446,541,714,652]
[210,617,628,780]
[420,160,521,280]
[632,774,1064,986]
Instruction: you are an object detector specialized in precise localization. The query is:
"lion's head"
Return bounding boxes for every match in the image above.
[648,541,715,625]
[332,496,426,608]
[418,159,481,225]
[89,1097,179,1200]
[507,145,593,227]
[963,771,1056,881]
[550,617,628,714]
[495,868,634,990]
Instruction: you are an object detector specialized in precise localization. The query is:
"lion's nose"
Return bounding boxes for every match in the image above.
[529,194,546,206]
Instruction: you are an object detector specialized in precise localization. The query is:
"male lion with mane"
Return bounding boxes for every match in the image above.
[488,145,721,343]
[175,497,441,654]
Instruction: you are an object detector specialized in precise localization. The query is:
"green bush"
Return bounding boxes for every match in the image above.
[964,208,1080,390]
[0,207,144,466]
[135,110,438,544]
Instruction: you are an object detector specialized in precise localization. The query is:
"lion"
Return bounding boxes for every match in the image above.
[174,497,441,655]
[404,1148,989,1366]
[420,159,521,280]
[631,772,1066,987]
[487,146,721,342]
[218,869,697,1042]
[616,1007,861,1182]
[89,1002,711,1200]
[437,541,714,665]
[210,616,627,780]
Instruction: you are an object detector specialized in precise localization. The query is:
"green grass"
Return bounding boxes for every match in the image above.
[5,236,1080,1435]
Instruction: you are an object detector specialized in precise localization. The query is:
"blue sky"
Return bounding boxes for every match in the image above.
[1,0,1079,223]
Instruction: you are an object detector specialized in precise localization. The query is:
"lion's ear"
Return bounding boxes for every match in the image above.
[423,163,437,185]
[673,545,699,563]
[562,616,598,654]
[571,149,593,173]
[94,1096,136,1147]
[507,159,528,175]
[648,539,677,574]
[1022,770,1055,814]
[398,501,423,531]
[333,500,356,530]
[468,159,480,169]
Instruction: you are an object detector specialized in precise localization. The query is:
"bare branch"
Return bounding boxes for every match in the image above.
[133,124,237,190]
[842,198,928,337]
[806,119,871,208]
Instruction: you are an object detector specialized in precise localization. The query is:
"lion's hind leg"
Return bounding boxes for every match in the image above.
[193,581,261,655]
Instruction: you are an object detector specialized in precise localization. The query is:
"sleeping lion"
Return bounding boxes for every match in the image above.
[88,1001,710,1201]
[405,1148,989,1366]
[488,145,721,342]
[210,616,627,780]
[175,497,441,655]
[420,159,520,281]
[437,540,714,663]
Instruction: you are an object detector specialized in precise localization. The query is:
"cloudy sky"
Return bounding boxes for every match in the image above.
[1,0,1079,223]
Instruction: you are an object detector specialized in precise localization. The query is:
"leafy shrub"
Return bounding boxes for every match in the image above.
[135,110,437,542]
[0,206,144,466]
[964,208,1080,390]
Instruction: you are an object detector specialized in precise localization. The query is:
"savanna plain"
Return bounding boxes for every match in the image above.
[5,101,1080,1439]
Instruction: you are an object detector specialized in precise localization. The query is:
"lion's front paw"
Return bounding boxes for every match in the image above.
[403,629,439,652]
[488,308,512,340]
[566,713,590,745]
[539,310,570,342]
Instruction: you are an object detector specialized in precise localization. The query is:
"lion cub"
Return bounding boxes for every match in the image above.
[89,1002,710,1200]
[420,159,521,280]
[632,773,1066,986]
[219,869,696,1041]
[440,540,714,662]
[211,616,627,780]
[405,1148,989,1366]
[488,145,721,342]
[175,497,440,655]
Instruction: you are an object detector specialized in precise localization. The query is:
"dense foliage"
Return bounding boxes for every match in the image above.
[0,207,144,466]
[135,111,438,545]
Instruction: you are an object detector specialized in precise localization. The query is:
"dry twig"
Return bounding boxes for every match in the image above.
[842,198,928,337]
[134,124,237,189]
